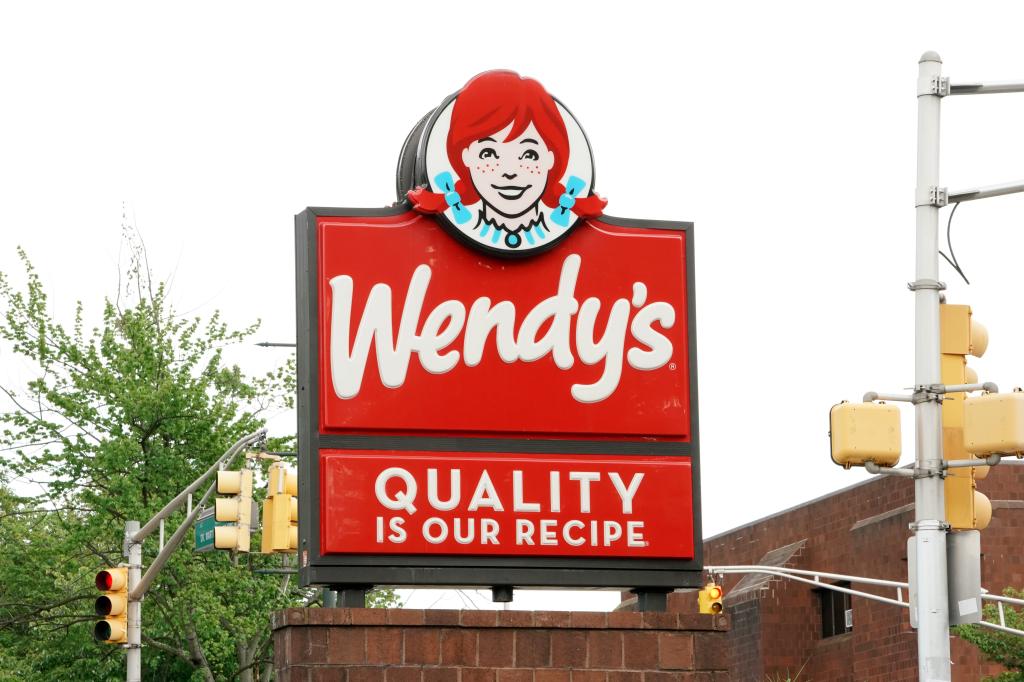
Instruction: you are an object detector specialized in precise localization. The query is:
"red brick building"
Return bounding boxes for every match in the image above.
[667,461,1024,681]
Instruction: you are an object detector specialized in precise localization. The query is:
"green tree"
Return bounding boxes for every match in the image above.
[954,588,1024,682]
[0,242,304,681]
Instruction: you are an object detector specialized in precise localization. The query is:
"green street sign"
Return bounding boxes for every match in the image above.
[195,509,221,553]
[195,502,259,552]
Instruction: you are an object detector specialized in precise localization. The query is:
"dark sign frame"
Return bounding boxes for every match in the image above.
[295,204,703,591]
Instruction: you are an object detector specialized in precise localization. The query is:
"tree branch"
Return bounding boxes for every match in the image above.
[185,619,216,682]
[141,633,192,664]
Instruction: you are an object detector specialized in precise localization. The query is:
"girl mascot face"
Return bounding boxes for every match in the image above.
[408,70,607,256]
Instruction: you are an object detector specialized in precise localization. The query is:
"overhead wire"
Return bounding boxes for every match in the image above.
[939,202,970,285]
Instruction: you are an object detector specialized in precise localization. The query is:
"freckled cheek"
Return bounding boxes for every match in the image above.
[520,163,544,175]
[474,165,496,174]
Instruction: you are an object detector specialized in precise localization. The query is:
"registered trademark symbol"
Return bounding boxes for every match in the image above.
[669,362,677,371]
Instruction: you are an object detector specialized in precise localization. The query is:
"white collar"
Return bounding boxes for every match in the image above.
[480,204,543,233]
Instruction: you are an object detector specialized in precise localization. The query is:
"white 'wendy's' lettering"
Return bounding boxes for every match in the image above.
[328,254,675,403]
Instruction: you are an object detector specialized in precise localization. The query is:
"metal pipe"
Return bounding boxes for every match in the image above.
[944,455,1000,469]
[707,565,1024,637]
[711,568,908,609]
[949,180,1024,203]
[133,429,264,542]
[863,391,915,403]
[950,81,1024,96]
[913,50,952,681]
[938,382,998,394]
[865,462,917,477]
[978,620,1024,636]
[131,481,216,600]
[983,592,1024,608]
[705,565,909,590]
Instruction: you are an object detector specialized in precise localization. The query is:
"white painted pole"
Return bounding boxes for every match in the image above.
[913,51,952,682]
[125,520,142,682]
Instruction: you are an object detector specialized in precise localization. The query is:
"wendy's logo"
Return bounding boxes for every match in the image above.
[399,71,607,258]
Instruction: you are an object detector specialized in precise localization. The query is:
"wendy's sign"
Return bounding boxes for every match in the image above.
[297,70,702,593]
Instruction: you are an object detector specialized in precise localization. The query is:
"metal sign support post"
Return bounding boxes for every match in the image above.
[912,51,951,682]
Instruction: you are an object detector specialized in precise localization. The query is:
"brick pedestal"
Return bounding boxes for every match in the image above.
[272,608,730,682]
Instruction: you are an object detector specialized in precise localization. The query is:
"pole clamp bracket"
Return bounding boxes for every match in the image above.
[907,279,946,292]
[912,386,943,405]
[910,519,951,532]
[918,76,950,97]
[914,186,948,207]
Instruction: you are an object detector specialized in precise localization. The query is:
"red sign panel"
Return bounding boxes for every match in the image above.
[320,450,694,559]
[317,213,691,439]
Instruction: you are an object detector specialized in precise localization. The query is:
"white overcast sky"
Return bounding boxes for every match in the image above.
[3,1,1024,610]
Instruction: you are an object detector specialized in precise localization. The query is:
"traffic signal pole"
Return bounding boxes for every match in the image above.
[912,51,951,682]
[910,53,1024,680]
[125,521,142,682]
[115,428,266,682]
[831,52,1024,678]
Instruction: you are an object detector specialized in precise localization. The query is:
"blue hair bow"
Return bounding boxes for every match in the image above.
[434,172,472,225]
[550,176,587,227]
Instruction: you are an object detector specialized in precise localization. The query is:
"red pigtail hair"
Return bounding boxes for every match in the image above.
[408,179,478,215]
[407,186,448,214]
[573,192,608,218]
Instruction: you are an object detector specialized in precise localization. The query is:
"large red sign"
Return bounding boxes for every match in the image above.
[320,451,694,558]
[317,213,691,439]
[297,69,700,590]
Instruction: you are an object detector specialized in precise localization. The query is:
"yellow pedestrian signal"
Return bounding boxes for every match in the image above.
[940,303,990,530]
[94,567,128,644]
[829,401,901,469]
[964,390,1024,457]
[215,469,254,551]
[261,462,298,553]
[698,582,724,615]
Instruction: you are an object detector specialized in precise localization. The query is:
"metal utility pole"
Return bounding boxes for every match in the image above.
[125,521,142,682]
[832,51,1024,679]
[119,428,266,682]
[909,52,1024,680]
[912,50,951,682]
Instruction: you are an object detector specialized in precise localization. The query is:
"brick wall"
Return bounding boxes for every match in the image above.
[724,600,759,681]
[667,461,1024,681]
[272,608,730,682]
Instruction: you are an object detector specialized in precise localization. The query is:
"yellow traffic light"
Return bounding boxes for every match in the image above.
[94,567,128,644]
[830,401,901,469]
[215,469,254,552]
[698,582,724,615]
[940,303,990,530]
[261,462,298,554]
